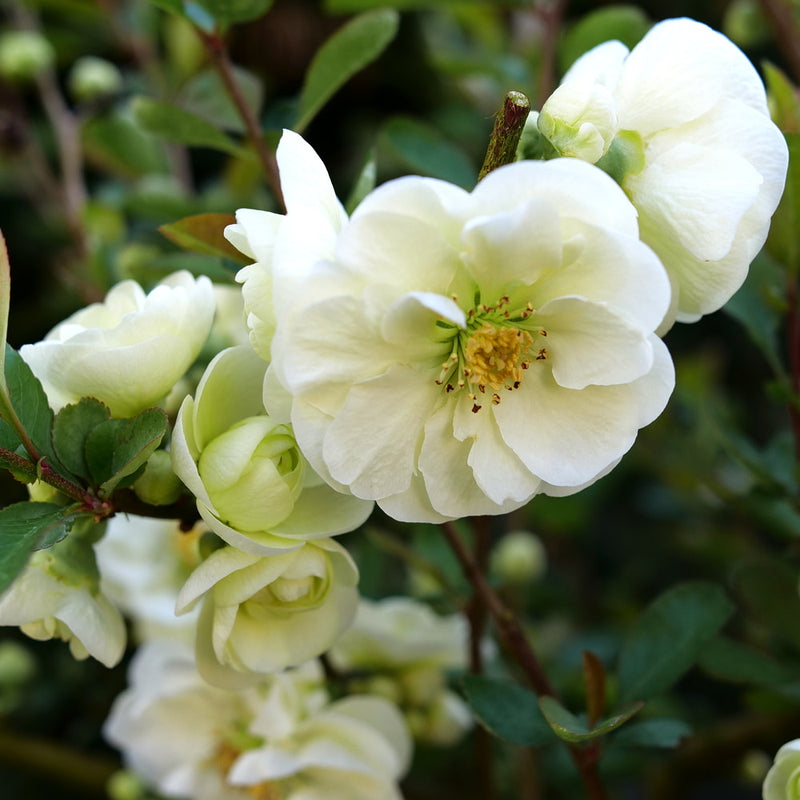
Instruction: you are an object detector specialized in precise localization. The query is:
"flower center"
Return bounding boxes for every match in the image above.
[435,296,548,412]
[215,742,285,800]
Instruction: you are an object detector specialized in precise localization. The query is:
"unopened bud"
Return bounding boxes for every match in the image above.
[490,530,547,585]
[0,31,55,82]
[68,56,123,103]
[133,450,183,506]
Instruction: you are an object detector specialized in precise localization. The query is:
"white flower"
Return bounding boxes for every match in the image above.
[0,536,125,667]
[104,641,411,800]
[20,271,215,417]
[95,514,201,644]
[171,345,373,555]
[264,131,674,522]
[176,539,359,687]
[226,134,347,362]
[763,739,800,800]
[329,597,473,746]
[538,18,789,322]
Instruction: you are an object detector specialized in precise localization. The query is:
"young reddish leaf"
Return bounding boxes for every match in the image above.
[583,650,607,729]
[159,213,249,264]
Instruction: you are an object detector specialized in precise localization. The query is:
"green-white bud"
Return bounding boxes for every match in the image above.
[490,530,547,585]
[0,641,37,686]
[68,56,122,102]
[106,769,147,800]
[133,450,184,506]
[0,31,55,82]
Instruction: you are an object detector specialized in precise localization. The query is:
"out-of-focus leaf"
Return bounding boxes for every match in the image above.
[146,0,185,13]
[82,113,169,178]
[345,150,377,214]
[734,557,800,652]
[461,675,556,746]
[85,409,168,497]
[766,132,800,276]
[618,582,734,702]
[132,97,246,156]
[179,66,263,134]
[52,398,111,483]
[0,231,9,395]
[723,248,785,378]
[0,502,74,596]
[295,9,399,133]
[159,213,248,263]
[193,0,273,26]
[380,116,476,188]
[538,696,643,743]
[559,5,651,73]
[613,718,691,749]
[583,650,606,728]
[128,252,238,284]
[698,635,796,685]
[764,62,800,134]
[325,0,470,10]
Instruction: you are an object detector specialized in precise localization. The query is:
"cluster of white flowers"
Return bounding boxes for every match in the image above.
[0,16,790,800]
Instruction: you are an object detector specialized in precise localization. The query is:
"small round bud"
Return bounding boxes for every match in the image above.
[0,31,55,83]
[490,530,547,585]
[0,641,37,686]
[68,56,123,103]
[400,666,444,707]
[362,674,403,705]
[133,450,183,506]
[107,769,147,800]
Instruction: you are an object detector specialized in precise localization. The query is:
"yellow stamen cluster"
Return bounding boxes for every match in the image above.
[465,324,533,392]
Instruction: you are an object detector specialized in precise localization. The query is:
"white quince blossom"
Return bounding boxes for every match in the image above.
[537,18,789,322]
[20,270,215,417]
[329,597,473,745]
[104,641,411,800]
[0,534,125,667]
[763,739,800,800]
[95,514,202,644]
[226,133,347,362]
[260,131,674,522]
[176,538,359,687]
[171,345,373,555]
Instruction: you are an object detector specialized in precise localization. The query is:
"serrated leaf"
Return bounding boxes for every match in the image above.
[3,346,59,468]
[52,398,111,482]
[0,502,74,596]
[295,9,400,133]
[613,718,691,749]
[179,67,263,134]
[733,557,800,652]
[193,0,273,25]
[698,635,796,685]
[618,582,734,702]
[159,213,248,262]
[461,675,555,747]
[132,97,246,156]
[85,409,168,497]
[766,132,800,276]
[380,116,476,188]
[538,696,643,743]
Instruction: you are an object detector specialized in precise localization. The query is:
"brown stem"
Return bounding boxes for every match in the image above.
[478,91,531,181]
[534,0,567,109]
[198,31,285,211]
[758,0,800,84]
[441,521,610,800]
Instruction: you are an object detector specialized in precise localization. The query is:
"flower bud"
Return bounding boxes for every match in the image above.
[763,739,800,800]
[0,31,55,82]
[0,641,36,686]
[490,530,547,585]
[132,450,183,506]
[68,56,122,102]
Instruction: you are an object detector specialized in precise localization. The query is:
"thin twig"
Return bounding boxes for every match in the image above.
[441,520,610,800]
[198,30,285,211]
[534,0,567,110]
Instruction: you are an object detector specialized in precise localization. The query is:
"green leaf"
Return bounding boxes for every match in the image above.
[82,113,169,178]
[345,150,377,214]
[3,346,59,468]
[538,696,643,743]
[380,116,476,189]
[0,230,9,396]
[179,66,263,134]
[325,0,467,10]
[85,409,168,497]
[193,0,273,26]
[613,718,691,749]
[617,582,734,702]
[295,9,400,133]
[52,398,111,482]
[698,635,796,685]
[159,213,249,263]
[766,132,800,276]
[733,557,800,652]
[132,97,246,156]
[764,62,800,134]
[559,5,651,73]
[146,0,185,13]
[461,675,556,747]
[0,502,74,596]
